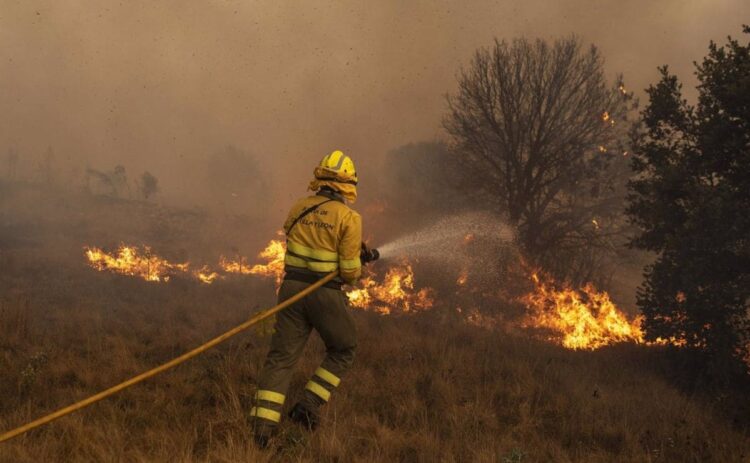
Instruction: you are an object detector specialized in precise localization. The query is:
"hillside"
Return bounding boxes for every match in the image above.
[1,183,748,462]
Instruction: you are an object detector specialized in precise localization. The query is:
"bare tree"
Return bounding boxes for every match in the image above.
[111,165,130,198]
[444,36,635,281]
[84,165,131,198]
[85,168,115,196]
[138,171,159,200]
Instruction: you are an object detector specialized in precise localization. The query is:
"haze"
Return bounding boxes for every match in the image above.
[1,0,747,209]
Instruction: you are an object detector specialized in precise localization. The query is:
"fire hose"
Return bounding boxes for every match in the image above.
[0,271,341,443]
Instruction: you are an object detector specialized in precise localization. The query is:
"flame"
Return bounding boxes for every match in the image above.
[219,240,286,287]
[346,263,434,314]
[84,245,189,282]
[219,256,252,274]
[227,240,436,314]
[246,239,286,287]
[601,111,615,126]
[521,273,691,350]
[522,272,646,350]
[619,84,628,95]
[598,145,608,153]
[85,240,286,286]
[456,269,469,286]
[194,265,221,284]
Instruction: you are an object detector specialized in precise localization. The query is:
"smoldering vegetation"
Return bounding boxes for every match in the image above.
[2,2,750,461]
[2,298,748,462]
[1,134,748,461]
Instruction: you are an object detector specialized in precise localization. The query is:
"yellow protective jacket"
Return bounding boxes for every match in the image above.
[283,193,362,284]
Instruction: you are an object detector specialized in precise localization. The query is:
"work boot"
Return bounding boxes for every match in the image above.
[253,432,272,450]
[251,419,276,450]
[288,403,319,431]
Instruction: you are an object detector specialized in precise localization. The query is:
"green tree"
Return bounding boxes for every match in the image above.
[627,26,750,375]
[444,36,634,282]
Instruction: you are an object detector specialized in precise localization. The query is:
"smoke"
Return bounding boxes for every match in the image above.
[1,0,747,223]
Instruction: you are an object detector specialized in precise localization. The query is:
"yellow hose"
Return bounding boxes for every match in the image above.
[0,271,339,444]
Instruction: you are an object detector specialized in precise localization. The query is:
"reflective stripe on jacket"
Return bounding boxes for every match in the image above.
[283,194,362,284]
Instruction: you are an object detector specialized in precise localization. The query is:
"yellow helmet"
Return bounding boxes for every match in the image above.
[317,150,358,185]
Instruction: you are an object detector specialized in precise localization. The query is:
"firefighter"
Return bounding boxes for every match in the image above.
[251,150,366,448]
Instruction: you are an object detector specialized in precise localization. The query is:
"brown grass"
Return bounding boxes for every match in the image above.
[1,183,748,462]
[0,264,748,462]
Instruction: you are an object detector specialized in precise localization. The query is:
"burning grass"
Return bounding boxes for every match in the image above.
[0,274,748,462]
[347,263,434,315]
[84,245,189,282]
[520,272,690,351]
[522,272,647,350]
[84,240,695,355]
[2,196,748,461]
[84,240,436,316]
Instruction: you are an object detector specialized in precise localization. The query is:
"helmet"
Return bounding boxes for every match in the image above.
[317,150,358,185]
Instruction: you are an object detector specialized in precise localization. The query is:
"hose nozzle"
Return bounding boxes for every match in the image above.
[360,243,380,265]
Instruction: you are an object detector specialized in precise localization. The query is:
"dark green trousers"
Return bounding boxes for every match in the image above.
[251,279,357,433]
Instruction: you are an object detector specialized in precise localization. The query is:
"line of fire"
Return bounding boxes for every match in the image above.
[2,6,749,461]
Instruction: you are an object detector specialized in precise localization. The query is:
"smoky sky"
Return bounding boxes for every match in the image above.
[1,0,747,205]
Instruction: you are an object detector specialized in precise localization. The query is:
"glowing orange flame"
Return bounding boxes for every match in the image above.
[219,256,252,275]
[238,240,436,313]
[84,245,188,282]
[522,272,646,350]
[347,263,434,315]
[194,265,221,284]
[84,239,434,314]
[601,111,615,126]
[521,273,690,350]
[245,239,286,287]
[219,241,286,288]
[456,269,469,286]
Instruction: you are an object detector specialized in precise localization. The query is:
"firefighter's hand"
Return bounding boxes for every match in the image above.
[360,242,380,265]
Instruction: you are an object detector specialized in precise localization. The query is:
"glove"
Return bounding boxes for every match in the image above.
[360,242,380,265]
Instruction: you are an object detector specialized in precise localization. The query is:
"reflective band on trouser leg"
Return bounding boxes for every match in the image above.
[314,367,341,387]
[256,390,285,405]
[305,381,331,402]
[250,407,281,423]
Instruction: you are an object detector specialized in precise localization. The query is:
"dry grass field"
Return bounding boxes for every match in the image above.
[1,183,749,462]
